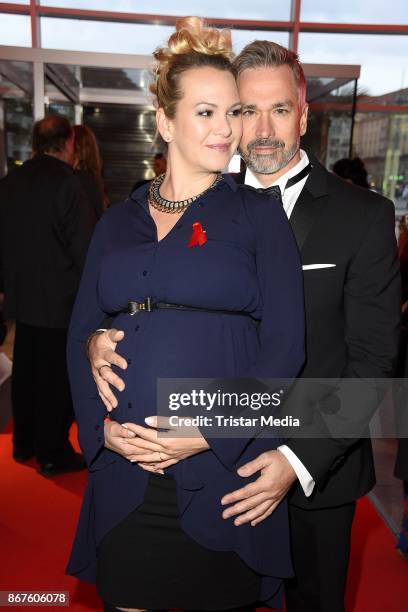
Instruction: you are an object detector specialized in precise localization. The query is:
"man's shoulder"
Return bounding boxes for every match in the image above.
[326,169,391,209]
[309,157,393,218]
[24,155,76,185]
[6,156,75,187]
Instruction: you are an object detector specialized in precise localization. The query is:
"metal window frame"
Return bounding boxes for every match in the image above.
[0,1,408,52]
[0,43,365,122]
[0,2,406,128]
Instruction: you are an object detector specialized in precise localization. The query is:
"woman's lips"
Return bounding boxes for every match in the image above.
[206,144,230,152]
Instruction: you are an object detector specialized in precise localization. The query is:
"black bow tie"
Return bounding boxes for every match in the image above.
[256,184,282,203]
[255,162,312,204]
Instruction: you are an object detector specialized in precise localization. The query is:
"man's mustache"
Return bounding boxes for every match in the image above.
[247,139,285,152]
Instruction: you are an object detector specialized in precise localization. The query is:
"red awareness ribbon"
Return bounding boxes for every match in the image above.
[188,222,207,247]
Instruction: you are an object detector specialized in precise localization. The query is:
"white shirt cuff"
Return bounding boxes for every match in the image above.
[278,445,315,497]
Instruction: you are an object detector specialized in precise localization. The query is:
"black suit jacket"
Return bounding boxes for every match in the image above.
[0,155,94,329]
[233,153,400,509]
[74,169,104,223]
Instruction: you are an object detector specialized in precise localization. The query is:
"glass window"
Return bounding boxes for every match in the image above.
[301,0,408,24]
[4,99,33,174]
[40,18,174,54]
[41,17,290,55]
[232,30,289,54]
[0,14,31,47]
[302,79,355,170]
[39,0,291,20]
[46,102,75,123]
[299,33,408,97]
[0,61,33,176]
[354,112,408,203]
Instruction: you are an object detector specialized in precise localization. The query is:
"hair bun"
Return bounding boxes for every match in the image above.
[152,16,232,81]
[169,16,232,59]
[150,16,234,118]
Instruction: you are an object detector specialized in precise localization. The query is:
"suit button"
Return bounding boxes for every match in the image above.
[128,402,132,409]
[135,325,140,331]
[142,270,148,276]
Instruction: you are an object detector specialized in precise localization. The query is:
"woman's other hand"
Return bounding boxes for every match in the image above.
[104,420,168,474]
[122,416,210,472]
[104,420,139,457]
[89,328,127,411]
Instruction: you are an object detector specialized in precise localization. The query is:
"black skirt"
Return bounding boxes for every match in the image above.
[96,472,261,610]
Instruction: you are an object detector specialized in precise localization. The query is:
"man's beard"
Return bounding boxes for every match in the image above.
[239,137,299,175]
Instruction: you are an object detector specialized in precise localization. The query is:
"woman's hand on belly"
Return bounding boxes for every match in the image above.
[88,328,127,411]
[103,420,164,464]
[122,416,210,472]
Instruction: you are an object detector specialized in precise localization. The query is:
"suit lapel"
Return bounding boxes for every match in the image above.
[290,188,327,252]
[229,155,329,253]
[289,155,328,252]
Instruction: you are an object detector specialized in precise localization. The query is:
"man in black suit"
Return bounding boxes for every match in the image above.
[0,115,94,476]
[218,42,400,611]
[85,42,400,611]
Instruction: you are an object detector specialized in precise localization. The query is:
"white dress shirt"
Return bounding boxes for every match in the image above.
[245,149,315,498]
[245,149,310,220]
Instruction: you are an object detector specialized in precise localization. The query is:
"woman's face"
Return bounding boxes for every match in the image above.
[162,66,242,174]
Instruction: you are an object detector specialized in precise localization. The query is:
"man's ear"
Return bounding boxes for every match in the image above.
[299,103,308,137]
[156,108,173,144]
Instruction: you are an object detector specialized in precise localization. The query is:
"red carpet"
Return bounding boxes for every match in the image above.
[0,423,407,611]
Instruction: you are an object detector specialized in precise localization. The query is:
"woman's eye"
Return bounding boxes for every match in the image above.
[198,110,213,117]
[228,108,242,117]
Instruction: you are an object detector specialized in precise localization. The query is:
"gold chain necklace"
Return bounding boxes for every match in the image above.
[148,173,223,214]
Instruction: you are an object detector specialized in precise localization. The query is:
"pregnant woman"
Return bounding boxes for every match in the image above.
[66,16,304,612]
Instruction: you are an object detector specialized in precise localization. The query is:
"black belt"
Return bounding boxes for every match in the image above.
[122,298,253,318]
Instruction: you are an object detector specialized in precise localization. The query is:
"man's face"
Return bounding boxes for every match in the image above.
[237,65,308,177]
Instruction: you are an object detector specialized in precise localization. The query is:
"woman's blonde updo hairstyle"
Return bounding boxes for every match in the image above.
[151,16,234,118]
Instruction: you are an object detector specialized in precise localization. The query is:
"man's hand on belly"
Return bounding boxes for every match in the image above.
[220,450,297,527]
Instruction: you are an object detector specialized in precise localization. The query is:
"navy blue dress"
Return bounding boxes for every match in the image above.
[66,174,305,607]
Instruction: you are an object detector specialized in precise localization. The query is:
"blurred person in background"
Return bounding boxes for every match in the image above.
[332,157,370,189]
[130,151,167,194]
[394,213,408,559]
[0,115,94,476]
[152,151,167,176]
[73,124,106,220]
[0,257,6,346]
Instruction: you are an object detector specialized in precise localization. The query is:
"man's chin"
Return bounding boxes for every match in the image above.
[248,160,286,175]
[239,151,285,175]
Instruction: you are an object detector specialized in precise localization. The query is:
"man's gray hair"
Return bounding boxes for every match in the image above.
[233,40,307,108]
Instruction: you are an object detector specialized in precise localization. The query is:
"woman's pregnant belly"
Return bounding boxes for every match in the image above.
[110,310,259,425]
